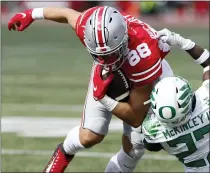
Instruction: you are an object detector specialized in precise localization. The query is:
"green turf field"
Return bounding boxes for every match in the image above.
[1,23,209,172]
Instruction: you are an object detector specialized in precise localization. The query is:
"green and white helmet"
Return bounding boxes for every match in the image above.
[150,76,193,126]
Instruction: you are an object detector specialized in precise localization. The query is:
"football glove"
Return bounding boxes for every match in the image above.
[8,9,34,31]
[93,63,114,101]
[157,28,195,50]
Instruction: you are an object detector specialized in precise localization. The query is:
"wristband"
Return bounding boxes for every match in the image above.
[99,95,118,112]
[32,8,44,20]
[203,66,210,73]
[194,49,209,65]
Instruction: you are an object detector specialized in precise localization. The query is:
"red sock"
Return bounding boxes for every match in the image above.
[43,143,74,173]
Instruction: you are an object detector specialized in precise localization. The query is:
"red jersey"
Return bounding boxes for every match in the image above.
[75,6,171,87]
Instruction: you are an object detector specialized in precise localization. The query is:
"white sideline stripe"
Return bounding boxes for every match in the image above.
[1,149,176,161]
[3,104,83,112]
[2,116,123,137]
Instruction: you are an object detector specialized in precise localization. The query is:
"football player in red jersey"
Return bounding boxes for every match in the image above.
[8,6,209,173]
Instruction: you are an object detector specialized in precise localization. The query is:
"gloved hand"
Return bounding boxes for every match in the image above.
[93,63,114,101]
[8,9,34,31]
[157,28,195,50]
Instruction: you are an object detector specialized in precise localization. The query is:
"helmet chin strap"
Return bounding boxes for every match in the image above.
[100,49,129,71]
[91,39,129,71]
[110,55,128,71]
[112,48,129,71]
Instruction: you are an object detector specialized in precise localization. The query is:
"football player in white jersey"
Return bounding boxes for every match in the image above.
[142,45,209,172]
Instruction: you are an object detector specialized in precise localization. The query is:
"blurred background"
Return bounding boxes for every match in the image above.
[1,1,209,23]
[1,1,209,172]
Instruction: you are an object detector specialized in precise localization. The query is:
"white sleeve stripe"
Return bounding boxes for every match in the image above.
[132,58,161,76]
[129,62,161,82]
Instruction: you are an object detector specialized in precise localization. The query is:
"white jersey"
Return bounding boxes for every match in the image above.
[143,82,210,172]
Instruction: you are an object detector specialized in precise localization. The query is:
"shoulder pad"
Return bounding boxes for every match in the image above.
[143,114,161,138]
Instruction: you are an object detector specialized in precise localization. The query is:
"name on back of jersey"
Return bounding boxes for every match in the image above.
[163,110,209,141]
[143,109,210,143]
[124,15,157,40]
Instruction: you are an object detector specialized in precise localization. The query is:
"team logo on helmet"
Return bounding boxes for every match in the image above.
[150,76,193,126]
[84,6,129,71]
[158,106,176,120]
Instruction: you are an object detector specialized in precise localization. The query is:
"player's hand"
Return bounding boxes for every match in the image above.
[93,64,114,101]
[157,28,178,46]
[157,28,195,50]
[8,9,34,31]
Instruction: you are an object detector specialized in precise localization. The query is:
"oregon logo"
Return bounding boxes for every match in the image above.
[159,106,176,119]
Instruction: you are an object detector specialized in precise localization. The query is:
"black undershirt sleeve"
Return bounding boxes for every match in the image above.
[143,139,163,152]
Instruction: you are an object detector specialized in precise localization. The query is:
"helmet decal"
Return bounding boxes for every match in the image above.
[181,104,191,114]
[150,88,157,109]
[179,84,192,100]
[158,106,176,120]
[84,6,129,71]
[178,83,193,114]
[180,95,191,108]
[94,7,108,49]
[150,76,194,126]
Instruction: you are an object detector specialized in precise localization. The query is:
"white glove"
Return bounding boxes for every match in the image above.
[157,28,195,50]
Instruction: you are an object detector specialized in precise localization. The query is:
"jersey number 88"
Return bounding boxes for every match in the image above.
[128,43,151,66]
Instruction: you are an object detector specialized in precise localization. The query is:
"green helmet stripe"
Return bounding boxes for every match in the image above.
[180,95,191,108]
[181,103,191,114]
[151,102,156,109]
[151,93,155,101]
[152,88,156,93]
[179,88,191,100]
[180,84,189,91]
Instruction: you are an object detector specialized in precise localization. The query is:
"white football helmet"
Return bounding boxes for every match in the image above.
[84,6,129,71]
[150,76,194,126]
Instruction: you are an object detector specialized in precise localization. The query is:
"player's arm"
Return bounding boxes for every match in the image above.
[93,65,153,128]
[43,8,81,29]
[157,28,210,68]
[174,35,210,82]
[186,45,210,68]
[180,44,209,84]
[99,84,153,128]
[8,7,81,31]
[111,85,152,127]
[143,139,163,152]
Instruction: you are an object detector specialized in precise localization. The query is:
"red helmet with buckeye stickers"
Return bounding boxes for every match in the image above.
[84,6,129,71]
